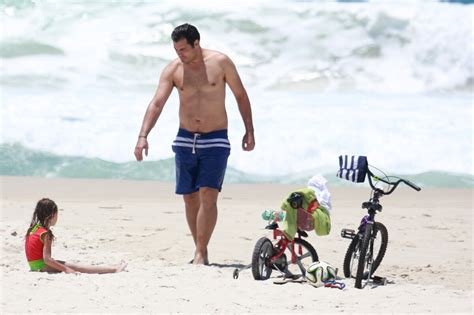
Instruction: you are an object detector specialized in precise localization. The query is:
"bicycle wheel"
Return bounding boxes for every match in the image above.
[286,238,319,275]
[343,234,361,278]
[343,222,388,279]
[353,222,388,289]
[251,237,274,280]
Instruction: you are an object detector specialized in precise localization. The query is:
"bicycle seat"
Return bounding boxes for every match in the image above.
[265,222,278,230]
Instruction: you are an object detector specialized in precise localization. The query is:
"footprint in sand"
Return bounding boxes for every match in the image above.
[98,206,123,209]
[239,236,252,241]
[110,217,133,221]
[424,226,449,230]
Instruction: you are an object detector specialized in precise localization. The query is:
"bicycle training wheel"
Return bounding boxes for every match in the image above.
[286,238,319,276]
[251,237,274,280]
[343,222,388,289]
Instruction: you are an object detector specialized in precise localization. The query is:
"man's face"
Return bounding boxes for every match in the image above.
[173,38,198,64]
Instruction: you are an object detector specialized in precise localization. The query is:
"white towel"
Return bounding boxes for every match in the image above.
[307,174,332,214]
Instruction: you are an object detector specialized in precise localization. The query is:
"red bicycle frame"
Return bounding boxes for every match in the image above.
[270,228,303,264]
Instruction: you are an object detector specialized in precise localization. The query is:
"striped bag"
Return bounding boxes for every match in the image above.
[336,155,368,183]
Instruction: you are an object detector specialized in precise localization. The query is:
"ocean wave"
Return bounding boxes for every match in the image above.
[1,143,472,188]
[1,0,472,93]
[1,1,472,181]
[0,74,68,88]
[0,40,64,58]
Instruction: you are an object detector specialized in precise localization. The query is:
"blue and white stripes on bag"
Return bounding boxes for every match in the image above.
[336,155,368,183]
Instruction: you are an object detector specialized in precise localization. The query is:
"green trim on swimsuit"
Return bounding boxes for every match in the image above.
[29,259,46,271]
[30,223,41,234]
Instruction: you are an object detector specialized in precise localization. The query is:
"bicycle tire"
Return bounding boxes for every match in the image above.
[285,238,318,276]
[343,234,360,278]
[251,237,274,280]
[354,222,388,289]
[372,222,388,275]
[343,222,388,280]
[355,223,372,288]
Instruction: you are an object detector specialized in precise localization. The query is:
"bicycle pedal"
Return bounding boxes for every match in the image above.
[341,228,356,239]
[372,275,388,285]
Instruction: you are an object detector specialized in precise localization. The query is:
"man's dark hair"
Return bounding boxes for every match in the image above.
[171,23,200,47]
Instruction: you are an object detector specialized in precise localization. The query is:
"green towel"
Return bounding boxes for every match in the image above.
[311,206,331,236]
[280,188,331,240]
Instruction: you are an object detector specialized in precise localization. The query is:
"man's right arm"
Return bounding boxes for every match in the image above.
[134,63,175,161]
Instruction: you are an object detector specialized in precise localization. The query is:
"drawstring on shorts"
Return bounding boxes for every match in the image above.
[192,133,201,154]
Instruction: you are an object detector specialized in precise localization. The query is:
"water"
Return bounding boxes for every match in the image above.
[1,0,473,187]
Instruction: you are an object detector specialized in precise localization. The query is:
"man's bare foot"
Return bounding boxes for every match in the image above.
[115,261,128,273]
[192,252,209,265]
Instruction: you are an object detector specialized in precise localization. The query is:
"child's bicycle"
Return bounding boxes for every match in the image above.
[338,155,421,289]
[251,221,318,281]
[233,192,319,281]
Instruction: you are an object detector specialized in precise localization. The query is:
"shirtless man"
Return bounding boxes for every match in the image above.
[134,24,255,265]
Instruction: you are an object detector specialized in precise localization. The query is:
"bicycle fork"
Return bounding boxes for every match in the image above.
[364,222,375,284]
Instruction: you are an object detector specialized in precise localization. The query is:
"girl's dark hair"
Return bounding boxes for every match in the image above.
[171,23,200,47]
[25,198,58,240]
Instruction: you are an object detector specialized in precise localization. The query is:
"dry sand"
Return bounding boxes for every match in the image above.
[1,176,472,313]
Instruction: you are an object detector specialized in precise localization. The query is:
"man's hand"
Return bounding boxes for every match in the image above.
[134,137,149,161]
[242,132,255,151]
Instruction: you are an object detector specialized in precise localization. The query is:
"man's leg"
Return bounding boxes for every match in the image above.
[193,187,219,265]
[183,191,200,247]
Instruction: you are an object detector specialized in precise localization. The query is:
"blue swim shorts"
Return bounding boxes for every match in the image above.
[172,128,231,195]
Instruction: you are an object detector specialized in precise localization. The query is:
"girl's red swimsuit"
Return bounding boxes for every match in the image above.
[25,224,48,271]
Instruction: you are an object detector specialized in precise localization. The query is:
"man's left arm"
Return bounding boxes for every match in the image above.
[222,55,255,151]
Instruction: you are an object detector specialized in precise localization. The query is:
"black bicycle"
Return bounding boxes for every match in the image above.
[337,155,421,289]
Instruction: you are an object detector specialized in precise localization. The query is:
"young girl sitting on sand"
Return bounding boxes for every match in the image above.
[25,198,126,274]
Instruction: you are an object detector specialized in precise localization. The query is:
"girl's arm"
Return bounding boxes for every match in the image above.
[42,234,76,273]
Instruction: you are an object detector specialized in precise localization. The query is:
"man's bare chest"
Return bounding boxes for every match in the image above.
[174,66,224,92]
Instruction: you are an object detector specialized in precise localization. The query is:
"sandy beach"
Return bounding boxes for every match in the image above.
[0,176,472,313]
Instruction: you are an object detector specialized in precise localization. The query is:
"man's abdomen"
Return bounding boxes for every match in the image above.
[179,102,228,133]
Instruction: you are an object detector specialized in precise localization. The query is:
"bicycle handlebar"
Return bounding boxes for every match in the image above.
[402,179,421,191]
[367,170,421,195]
